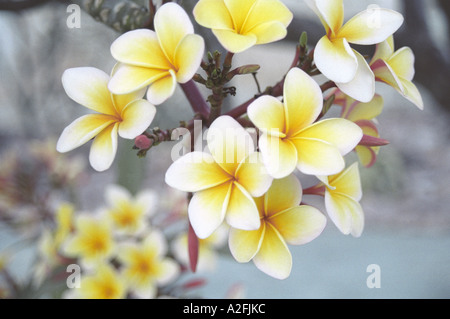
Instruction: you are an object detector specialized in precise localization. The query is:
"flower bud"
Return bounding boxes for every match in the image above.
[135,134,152,150]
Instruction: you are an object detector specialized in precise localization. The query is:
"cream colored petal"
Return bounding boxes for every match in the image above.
[388,47,415,81]
[247,21,288,45]
[224,0,257,32]
[226,182,261,231]
[146,71,177,105]
[325,192,363,237]
[269,205,326,245]
[349,200,364,237]
[110,29,171,69]
[188,182,232,239]
[56,114,117,153]
[344,94,384,122]
[399,78,424,110]
[155,258,180,286]
[174,34,205,84]
[335,50,375,103]
[155,3,193,63]
[258,133,297,179]
[304,0,343,35]
[111,87,146,116]
[283,68,323,135]
[228,223,265,263]
[62,67,117,116]
[371,59,403,91]
[370,36,394,64]
[291,137,345,176]
[165,151,232,193]
[193,0,234,30]
[314,36,357,84]
[247,95,286,136]
[295,118,363,156]
[207,115,255,176]
[235,152,273,197]
[89,123,119,172]
[243,0,293,31]
[355,145,377,168]
[108,63,169,95]
[118,99,156,139]
[264,174,302,216]
[105,184,131,208]
[328,162,362,201]
[212,29,257,53]
[338,8,404,45]
[253,223,291,280]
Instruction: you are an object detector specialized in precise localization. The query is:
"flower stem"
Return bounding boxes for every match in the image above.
[180,80,210,120]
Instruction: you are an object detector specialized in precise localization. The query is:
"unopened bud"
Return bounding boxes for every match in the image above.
[299,31,308,48]
[135,134,152,150]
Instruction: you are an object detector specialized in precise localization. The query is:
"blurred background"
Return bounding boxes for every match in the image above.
[0,0,449,298]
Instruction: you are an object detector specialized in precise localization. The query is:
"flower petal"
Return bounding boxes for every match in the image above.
[344,94,384,122]
[290,137,345,176]
[247,95,286,136]
[146,70,177,105]
[325,192,364,237]
[154,3,193,63]
[269,205,326,245]
[304,0,343,35]
[264,174,302,216]
[388,47,415,81]
[371,59,403,91]
[110,29,171,69]
[212,29,257,53]
[258,133,297,179]
[229,224,265,263]
[335,50,375,102]
[370,35,394,63]
[283,68,323,135]
[108,63,169,95]
[247,21,288,45]
[243,0,293,31]
[226,182,261,231]
[355,145,377,168]
[399,78,424,110]
[224,0,257,32]
[295,118,363,155]
[328,162,362,201]
[235,152,273,197]
[111,88,146,115]
[174,34,205,83]
[119,99,156,139]
[193,0,234,30]
[105,184,130,208]
[253,223,291,279]
[314,36,357,84]
[89,123,119,172]
[207,115,255,176]
[57,114,117,153]
[188,182,232,239]
[338,8,404,45]
[165,151,232,193]
[62,67,116,116]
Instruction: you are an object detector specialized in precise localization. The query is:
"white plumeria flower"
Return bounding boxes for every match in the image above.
[108,3,205,105]
[165,116,273,239]
[305,0,404,102]
[57,67,156,171]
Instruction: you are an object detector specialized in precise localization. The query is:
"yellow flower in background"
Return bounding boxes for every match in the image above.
[57,67,156,172]
[172,224,229,272]
[332,89,384,168]
[63,213,115,267]
[77,264,126,299]
[108,3,205,105]
[248,67,362,179]
[305,0,403,102]
[229,174,326,279]
[118,231,179,299]
[370,35,424,109]
[165,115,273,239]
[193,0,293,53]
[104,184,157,235]
[54,203,75,246]
[318,162,364,237]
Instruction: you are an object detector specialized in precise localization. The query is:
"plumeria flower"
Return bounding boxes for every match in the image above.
[74,263,127,299]
[248,67,362,179]
[305,0,404,102]
[62,213,115,268]
[104,184,157,235]
[172,224,229,272]
[193,0,293,53]
[108,3,205,105]
[318,162,364,237]
[370,35,424,109]
[332,89,384,167]
[229,174,327,279]
[165,115,273,239]
[117,230,179,299]
[57,67,156,172]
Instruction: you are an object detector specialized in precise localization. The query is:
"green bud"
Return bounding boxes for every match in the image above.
[299,31,308,48]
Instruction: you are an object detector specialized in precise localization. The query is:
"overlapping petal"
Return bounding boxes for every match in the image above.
[258,133,297,179]
[225,182,260,231]
[235,152,273,197]
[174,34,205,83]
[229,225,264,263]
[304,0,344,35]
[89,123,119,172]
[247,95,285,137]
[264,170,302,215]
[146,70,177,105]
[193,0,234,30]
[212,29,257,53]
[118,99,156,139]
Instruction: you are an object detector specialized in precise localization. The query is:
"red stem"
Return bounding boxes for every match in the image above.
[180,80,210,120]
